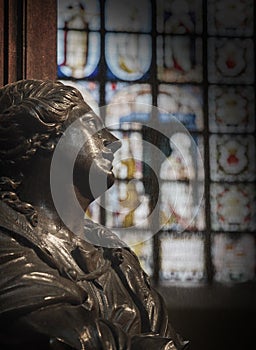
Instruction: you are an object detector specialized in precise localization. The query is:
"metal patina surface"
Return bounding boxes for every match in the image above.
[0,80,188,349]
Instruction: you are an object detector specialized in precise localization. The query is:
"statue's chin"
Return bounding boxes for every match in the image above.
[107,171,115,189]
[86,169,116,201]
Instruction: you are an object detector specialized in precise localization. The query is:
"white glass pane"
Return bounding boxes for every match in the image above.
[160,182,205,231]
[85,199,101,223]
[211,183,256,231]
[58,0,100,30]
[112,131,143,180]
[105,33,152,81]
[160,134,204,181]
[208,85,255,133]
[105,83,152,130]
[105,0,151,32]
[114,230,153,276]
[208,0,254,36]
[157,0,203,34]
[208,38,254,84]
[105,180,150,229]
[158,84,203,131]
[58,32,100,78]
[210,135,256,181]
[212,234,255,283]
[160,233,205,284]
[157,36,202,83]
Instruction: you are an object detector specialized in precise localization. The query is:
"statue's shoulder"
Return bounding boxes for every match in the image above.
[83,219,127,249]
[83,219,146,274]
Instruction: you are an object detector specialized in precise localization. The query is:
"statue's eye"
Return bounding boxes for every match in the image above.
[87,120,96,129]
[80,116,96,130]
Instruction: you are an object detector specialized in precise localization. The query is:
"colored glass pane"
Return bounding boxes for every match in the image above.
[105,33,152,81]
[210,183,256,231]
[105,180,150,229]
[208,85,255,133]
[157,36,202,82]
[105,83,152,130]
[210,135,256,181]
[56,0,256,287]
[160,133,204,181]
[208,38,254,84]
[112,131,143,180]
[157,0,202,34]
[114,230,153,276]
[85,199,101,223]
[208,0,254,36]
[58,31,100,79]
[160,182,205,232]
[158,84,203,131]
[105,0,151,32]
[57,1,100,78]
[212,233,255,283]
[58,0,100,30]
[160,233,205,283]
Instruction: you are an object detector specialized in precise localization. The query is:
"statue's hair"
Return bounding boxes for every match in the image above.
[0,79,88,164]
[0,79,90,226]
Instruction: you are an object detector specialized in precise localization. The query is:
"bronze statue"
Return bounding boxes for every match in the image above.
[0,80,188,349]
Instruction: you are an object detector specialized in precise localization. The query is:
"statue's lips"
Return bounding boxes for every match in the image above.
[102,150,114,163]
[92,151,115,173]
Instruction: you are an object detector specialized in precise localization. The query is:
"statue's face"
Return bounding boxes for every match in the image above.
[64,106,121,200]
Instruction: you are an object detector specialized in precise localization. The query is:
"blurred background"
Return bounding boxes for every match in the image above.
[0,1,255,349]
[56,1,256,349]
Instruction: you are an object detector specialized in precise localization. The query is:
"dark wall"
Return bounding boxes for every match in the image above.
[158,284,256,350]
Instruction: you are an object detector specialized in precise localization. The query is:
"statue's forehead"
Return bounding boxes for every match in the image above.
[64,107,104,131]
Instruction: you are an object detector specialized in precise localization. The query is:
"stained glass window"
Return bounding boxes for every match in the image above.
[212,234,255,283]
[157,0,203,34]
[208,85,255,133]
[208,0,254,36]
[210,135,256,181]
[210,183,256,232]
[160,233,205,284]
[157,36,203,82]
[105,34,152,81]
[57,0,256,285]
[208,38,254,84]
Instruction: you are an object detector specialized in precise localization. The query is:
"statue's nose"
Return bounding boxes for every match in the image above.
[102,129,122,153]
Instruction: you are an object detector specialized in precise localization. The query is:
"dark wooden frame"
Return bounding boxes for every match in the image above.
[0,0,57,87]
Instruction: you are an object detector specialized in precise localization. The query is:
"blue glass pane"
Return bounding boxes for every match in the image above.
[208,0,254,36]
[157,36,203,82]
[105,33,152,81]
[105,0,151,32]
[208,38,254,84]
[157,0,203,34]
